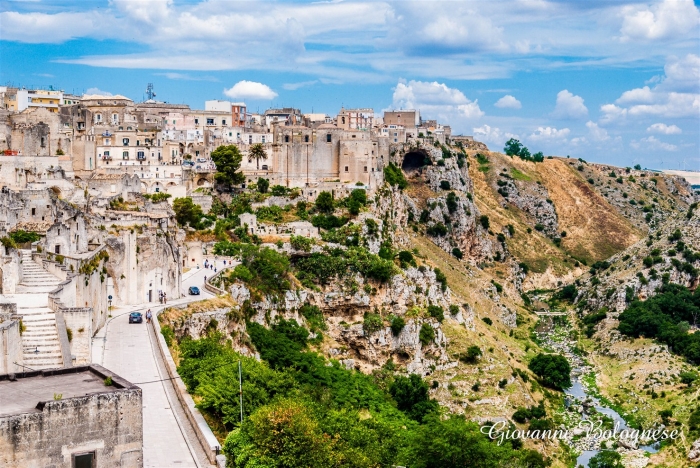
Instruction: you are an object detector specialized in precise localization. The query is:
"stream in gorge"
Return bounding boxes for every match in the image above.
[535,316,660,467]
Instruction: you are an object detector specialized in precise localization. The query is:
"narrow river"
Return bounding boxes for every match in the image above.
[536,316,660,467]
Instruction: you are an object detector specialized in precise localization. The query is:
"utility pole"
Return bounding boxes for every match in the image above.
[238,360,243,424]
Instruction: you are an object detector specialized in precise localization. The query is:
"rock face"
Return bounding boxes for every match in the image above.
[492,170,559,237]
[688,438,700,463]
[227,264,463,375]
[579,210,700,315]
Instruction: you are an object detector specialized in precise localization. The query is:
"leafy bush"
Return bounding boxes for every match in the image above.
[528,353,571,389]
[315,191,334,213]
[419,323,435,345]
[270,185,289,196]
[426,223,448,237]
[383,162,408,189]
[250,176,268,194]
[452,248,463,259]
[482,317,493,326]
[390,374,439,422]
[460,345,482,364]
[439,180,451,190]
[433,268,447,292]
[479,215,490,230]
[311,214,348,230]
[445,192,458,213]
[9,230,41,244]
[398,250,415,268]
[391,316,405,336]
[363,313,383,335]
[290,235,313,252]
[427,305,444,322]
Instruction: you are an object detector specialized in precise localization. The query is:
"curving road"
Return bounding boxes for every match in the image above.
[92,259,230,467]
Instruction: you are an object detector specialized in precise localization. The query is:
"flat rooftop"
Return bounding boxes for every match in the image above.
[0,365,136,417]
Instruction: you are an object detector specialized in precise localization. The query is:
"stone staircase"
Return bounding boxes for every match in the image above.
[16,250,65,370]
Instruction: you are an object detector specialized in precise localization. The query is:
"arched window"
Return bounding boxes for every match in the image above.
[95,114,102,122]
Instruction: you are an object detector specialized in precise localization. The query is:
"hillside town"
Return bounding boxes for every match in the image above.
[0,85,477,467]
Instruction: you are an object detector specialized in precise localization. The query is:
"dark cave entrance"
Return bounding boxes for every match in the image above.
[402,151,429,172]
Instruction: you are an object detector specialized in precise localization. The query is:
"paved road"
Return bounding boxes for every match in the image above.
[92,259,231,468]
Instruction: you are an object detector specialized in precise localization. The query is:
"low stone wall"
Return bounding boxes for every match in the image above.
[151,311,222,464]
[0,319,22,374]
[53,310,73,368]
[204,266,231,296]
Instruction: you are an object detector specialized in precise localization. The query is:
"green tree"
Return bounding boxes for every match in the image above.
[248,143,268,170]
[211,145,245,189]
[402,415,519,468]
[589,451,623,468]
[256,177,269,193]
[315,191,334,213]
[172,197,204,228]
[383,162,408,189]
[389,374,438,422]
[504,138,524,157]
[528,353,571,390]
[223,399,337,468]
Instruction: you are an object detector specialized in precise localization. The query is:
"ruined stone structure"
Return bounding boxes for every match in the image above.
[0,365,143,468]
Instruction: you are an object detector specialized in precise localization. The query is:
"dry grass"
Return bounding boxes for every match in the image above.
[159,296,236,325]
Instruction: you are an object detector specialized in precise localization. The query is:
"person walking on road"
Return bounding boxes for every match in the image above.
[146,309,152,324]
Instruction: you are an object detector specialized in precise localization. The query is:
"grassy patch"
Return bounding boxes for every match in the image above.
[511,168,532,182]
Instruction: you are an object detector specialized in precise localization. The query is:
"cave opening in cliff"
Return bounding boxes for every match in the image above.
[402,151,428,172]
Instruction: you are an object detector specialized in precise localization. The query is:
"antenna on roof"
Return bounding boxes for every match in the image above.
[145,83,156,101]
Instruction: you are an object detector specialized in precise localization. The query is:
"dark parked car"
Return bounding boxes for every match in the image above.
[188,286,200,295]
[128,312,143,324]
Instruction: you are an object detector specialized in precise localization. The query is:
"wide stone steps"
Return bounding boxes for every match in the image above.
[15,250,66,370]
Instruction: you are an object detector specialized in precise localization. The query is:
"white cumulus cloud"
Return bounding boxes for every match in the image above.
[84,87,113,96]
[600,54,700,122]
[620,0,700,42]
[224,81,278,100]
[552,90,588,119]
[630,135,678,151]
[494,95,521,109]
[472,124,518,148]
[586,121,610,142]
[646,123,682,134]
[391,80,484,120]
[528,126,570,142]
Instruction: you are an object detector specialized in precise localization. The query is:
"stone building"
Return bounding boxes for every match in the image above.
[0,365,143,468]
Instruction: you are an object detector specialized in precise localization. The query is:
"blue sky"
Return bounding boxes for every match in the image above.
[1,0,698,169]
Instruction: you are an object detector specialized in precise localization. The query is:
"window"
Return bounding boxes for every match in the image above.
[55,245,60,254]
[137,151,145,160]
[304,135,309,143]
[77,122,85,130]
[123,151,129,160]
[344,166,349,172]
[194,118,199,124]
[72,451,95,468]
[40,137,46,147]
[326,134,332,142]
[249,136,252,144]
[342,117,346,124]
[127,127,132,131]
[285,135,289,143]
[207,118,215,125]
[222,119,226,125]
[95,114,102,122]
[262,136,266,143]
[123,138,129,146]
[112,114,118,123]
[136,140,140,146]
[364,166,367,172]
[31,208,36,216]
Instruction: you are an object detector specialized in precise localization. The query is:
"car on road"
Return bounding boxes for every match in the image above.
[129,312,143,323]
[188,286,200,295]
